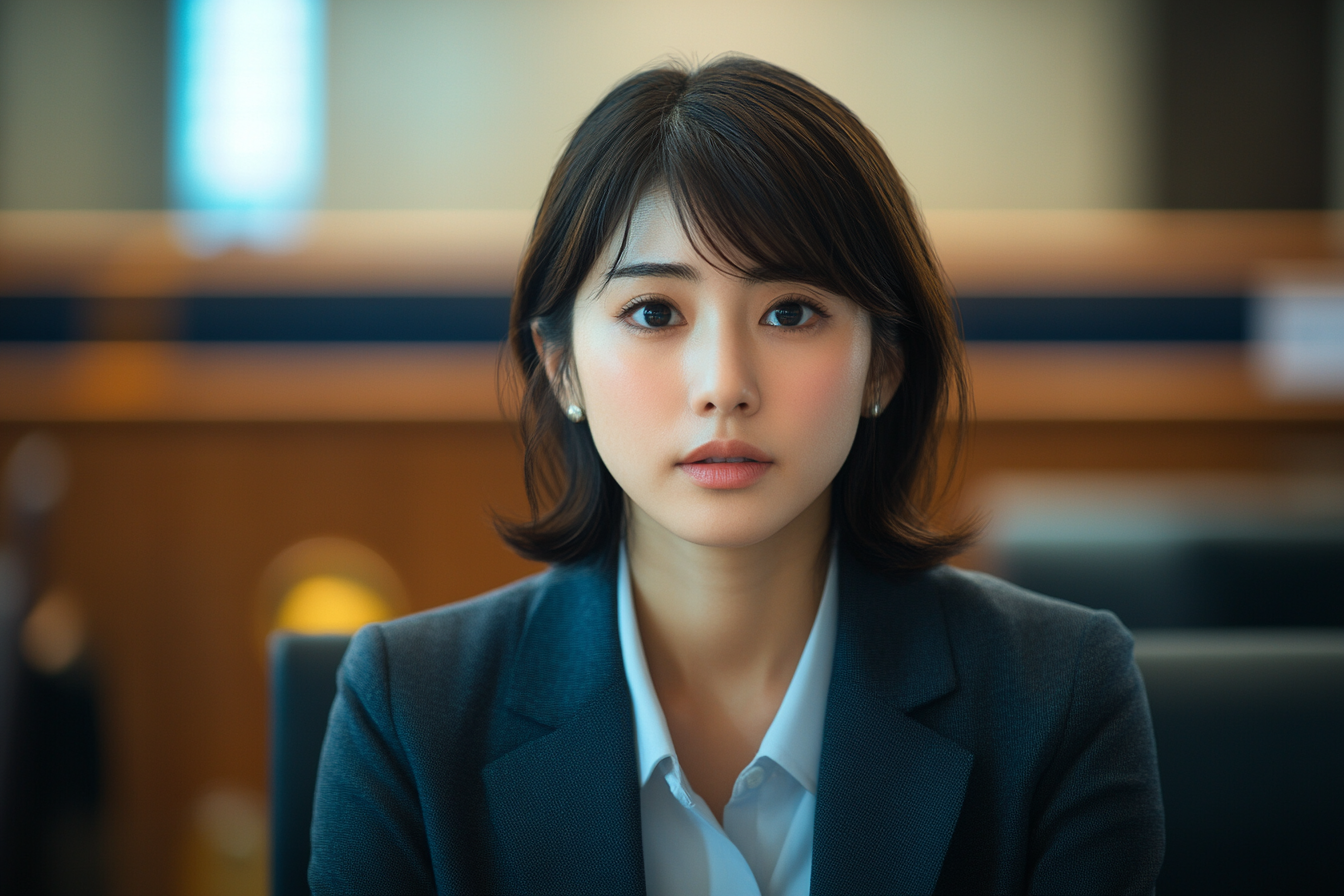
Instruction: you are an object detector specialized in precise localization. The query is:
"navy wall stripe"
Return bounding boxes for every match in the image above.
[955,295,1246,342]
[0,297,81,341]
[3,294,1249,343]
[182,295,511,342]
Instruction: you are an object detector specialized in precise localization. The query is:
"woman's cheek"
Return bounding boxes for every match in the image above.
[771,343,867,433]
[597,344,669,414]
[581,339,681,478]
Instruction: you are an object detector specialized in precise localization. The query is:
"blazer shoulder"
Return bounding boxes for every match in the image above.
[378,569,550,656]
[337,569,553,723]
[921,564,1134,698]
[927,563,1126,643]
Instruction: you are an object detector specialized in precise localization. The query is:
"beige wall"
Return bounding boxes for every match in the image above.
[1,0,1155,211]
[325,0,1155,210]
[0,0,166,209]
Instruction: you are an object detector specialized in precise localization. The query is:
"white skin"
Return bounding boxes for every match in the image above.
[535,190,898,821]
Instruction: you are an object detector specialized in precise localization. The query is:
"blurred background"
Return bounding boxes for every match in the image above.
[1,1,1342,895]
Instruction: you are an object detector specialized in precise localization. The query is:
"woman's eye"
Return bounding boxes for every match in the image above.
[763,301,816,327]
[629,302,678,328]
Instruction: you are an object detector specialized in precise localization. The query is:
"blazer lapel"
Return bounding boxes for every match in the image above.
[811,550,974,896]
[481,555,646,896]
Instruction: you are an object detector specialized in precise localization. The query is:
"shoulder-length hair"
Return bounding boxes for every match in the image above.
[496,56,974,573]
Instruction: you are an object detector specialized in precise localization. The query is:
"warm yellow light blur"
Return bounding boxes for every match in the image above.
[273,574,393,635]
[253,536,406,657]
[180,786,267,896]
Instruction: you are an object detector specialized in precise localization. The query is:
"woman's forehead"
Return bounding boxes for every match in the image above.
[601,189,758,279]
[614,191,688,265]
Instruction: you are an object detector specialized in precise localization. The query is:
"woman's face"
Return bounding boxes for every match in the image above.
[562,191,874,549]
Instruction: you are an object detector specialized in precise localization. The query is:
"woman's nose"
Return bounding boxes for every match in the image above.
[687,322,759,417]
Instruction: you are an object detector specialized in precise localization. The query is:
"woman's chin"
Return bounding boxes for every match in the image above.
[641,506,815,551]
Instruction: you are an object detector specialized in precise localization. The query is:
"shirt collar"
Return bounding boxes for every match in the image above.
[617,540,839,795]
[617,543,678,787]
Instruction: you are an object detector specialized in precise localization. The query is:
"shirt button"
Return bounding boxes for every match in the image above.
[743,766,767,790]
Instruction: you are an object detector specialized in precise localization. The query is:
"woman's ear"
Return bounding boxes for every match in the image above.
[865,348,904,417]
[531,322,559,384]
[531,321,583,408]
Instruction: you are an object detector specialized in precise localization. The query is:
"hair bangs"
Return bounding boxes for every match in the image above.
[655,107,896,320]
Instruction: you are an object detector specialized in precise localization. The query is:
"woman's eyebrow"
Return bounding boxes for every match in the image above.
[607,261,800,287]
[607,261,700,282]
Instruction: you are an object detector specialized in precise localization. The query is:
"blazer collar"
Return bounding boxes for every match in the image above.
[482,551,646,895]
[810,547,974,896]
[479,547,973,896]
[501,553,626,726]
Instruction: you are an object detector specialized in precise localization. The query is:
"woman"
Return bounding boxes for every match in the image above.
[310,57,1164,895]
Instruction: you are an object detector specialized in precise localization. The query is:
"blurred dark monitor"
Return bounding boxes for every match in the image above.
[982,476,1344,629]
[1002,531,1344,628]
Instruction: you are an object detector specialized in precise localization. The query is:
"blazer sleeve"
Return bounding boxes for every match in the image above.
[309,624,436,896]
[1026,611,1165,896]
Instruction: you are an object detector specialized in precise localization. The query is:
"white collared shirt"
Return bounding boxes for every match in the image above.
[617,543,838,896]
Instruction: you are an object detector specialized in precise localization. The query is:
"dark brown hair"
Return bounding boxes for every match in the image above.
[496,56,973,572]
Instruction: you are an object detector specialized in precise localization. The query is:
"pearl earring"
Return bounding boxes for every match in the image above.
[565,404,586,423]
[871,400,882,417]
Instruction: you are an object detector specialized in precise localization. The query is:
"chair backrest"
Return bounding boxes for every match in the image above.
[1135,629,1344,896]
[269,633,351,896]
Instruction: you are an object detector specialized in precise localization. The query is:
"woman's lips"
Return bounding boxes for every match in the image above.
[678,459,772,489]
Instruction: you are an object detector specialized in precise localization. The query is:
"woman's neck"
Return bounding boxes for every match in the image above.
[626,489,832,687]
[625,490,832,819]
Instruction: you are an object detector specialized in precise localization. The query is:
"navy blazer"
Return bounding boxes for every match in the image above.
[309,547,1164,895]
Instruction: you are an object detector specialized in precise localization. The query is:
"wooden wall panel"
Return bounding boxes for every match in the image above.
[0,422,542,896]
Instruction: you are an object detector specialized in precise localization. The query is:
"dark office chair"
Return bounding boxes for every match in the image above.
[269,633,351,896]
[1135,630,1344,896]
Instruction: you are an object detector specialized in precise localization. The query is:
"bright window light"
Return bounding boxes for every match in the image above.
[169,0,325,255]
